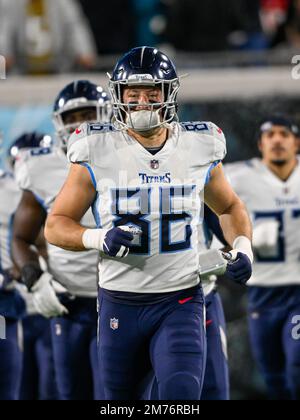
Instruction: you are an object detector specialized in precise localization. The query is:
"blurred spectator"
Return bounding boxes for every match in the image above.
[271,0,300,47]
[0,0,14,69]
[164,0,266,52]
[79,0,135,54]
[229,0,268,50]
[260,0,290,39]
[0,0,97,74]
[131,0,167,46]
[165,0,230,52]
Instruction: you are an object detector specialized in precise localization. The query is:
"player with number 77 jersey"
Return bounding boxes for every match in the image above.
[224,114,300,400]
[45,46,253,400]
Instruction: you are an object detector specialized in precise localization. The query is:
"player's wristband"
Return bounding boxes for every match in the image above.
[21,261,43,291]
[232,236,254,263]
[82,228,107,251]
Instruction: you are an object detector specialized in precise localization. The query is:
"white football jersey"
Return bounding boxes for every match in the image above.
[225,158,300,287]
[15,147,98,297]
[68,121,227,293]
[0,170,21,270]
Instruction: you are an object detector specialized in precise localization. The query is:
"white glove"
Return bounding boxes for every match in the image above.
[31,272,69,319]
[252,220,279,252]
[14,283,38,316]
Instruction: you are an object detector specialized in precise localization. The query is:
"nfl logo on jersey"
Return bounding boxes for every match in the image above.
[150,160,159,170]
[110,318,119,330]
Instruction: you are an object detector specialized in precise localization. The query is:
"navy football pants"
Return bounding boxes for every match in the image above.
[20,315,57,400]
[201,291,229,400]
[0,319,22,400]
[98,286,206,400]
[248,303,300,400]
[142,291,229,401]
[51,297,103,400]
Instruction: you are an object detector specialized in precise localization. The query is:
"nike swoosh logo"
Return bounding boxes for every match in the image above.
[178,297,193,305]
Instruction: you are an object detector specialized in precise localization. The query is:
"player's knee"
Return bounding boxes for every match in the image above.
[159,372,202,400]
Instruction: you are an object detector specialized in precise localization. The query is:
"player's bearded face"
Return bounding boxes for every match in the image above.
[259,126,298,165]
[123,86,163,134]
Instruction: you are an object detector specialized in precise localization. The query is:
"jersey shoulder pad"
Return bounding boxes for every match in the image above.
[13,147,52,191]
[68,123,117,163]
[67,123,90,164]
[16,147,53,166]
[181,121,212,133]
[224,160,256,188]
[181,121,223,137]
[69,122,89,141]
[69,122,116,141]
[87,123,116,135]
[181,121,227,162]
[29,146,53,158]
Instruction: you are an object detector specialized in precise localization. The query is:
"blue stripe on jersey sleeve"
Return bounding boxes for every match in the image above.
[80,163,97,190]
[205,161,221,186]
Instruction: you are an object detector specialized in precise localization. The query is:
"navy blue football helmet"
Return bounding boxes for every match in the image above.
[9,132,52,167]
[108,46,180,131]
[53,80,112,146]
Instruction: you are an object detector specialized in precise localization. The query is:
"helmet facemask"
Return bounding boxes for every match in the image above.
[109,75,180,133]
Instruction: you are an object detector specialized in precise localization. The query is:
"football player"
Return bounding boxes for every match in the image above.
[12,81,112,400]
[0,131,25,400]
[45,47,253,400]
[225,114,300,400]
[9,132,58,400]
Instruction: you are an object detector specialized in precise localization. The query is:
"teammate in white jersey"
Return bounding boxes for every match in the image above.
[0,151,25,400]
[45,46,253,400]
[8,132,58,400]
[12,81,112,400]
[225,114,300,400]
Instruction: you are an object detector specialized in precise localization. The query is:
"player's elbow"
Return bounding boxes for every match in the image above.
[233,195,248,214]
[44,215,59,246]
[220,194,245,216]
